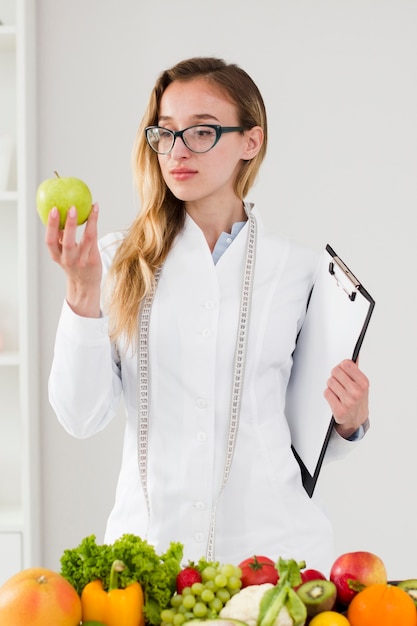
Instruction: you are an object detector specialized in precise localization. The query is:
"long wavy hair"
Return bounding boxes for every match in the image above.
[106,57,268,348]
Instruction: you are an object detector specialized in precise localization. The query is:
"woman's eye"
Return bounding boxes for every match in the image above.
[195,128,215,138]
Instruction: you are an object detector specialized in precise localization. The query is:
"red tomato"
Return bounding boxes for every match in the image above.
[238,555,279,587]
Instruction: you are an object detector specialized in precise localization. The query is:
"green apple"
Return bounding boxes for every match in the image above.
[36,171,92,229]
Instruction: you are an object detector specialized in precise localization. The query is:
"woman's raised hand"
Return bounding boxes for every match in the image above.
[45,203,102,318]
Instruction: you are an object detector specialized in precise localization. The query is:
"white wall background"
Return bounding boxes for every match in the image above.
[36,0,417,580]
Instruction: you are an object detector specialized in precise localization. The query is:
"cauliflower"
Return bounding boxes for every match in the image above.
[219,558,308,626]
[267,605,294,626]
[219,583,274,626]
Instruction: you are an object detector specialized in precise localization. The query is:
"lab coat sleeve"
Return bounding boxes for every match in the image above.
[324,418,370,463]
[48,299,123,439]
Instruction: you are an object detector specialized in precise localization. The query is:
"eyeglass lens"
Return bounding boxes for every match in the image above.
[148,126,218,154]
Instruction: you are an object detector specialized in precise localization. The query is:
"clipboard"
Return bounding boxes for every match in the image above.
[286,244,375,497]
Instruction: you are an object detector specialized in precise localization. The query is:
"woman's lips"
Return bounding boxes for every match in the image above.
[170,168,197,181]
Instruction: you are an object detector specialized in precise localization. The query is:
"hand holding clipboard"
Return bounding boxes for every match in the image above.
[285,245,375,497]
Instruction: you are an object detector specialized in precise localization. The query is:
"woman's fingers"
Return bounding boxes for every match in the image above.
[44,203,101,282]
[45,206,64,261]
[78,203,100,266]
[324,359,369,430]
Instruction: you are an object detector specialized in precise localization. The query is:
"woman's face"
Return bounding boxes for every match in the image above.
[156,78,257,208]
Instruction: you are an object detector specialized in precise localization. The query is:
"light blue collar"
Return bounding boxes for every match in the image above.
[211,221,247,264]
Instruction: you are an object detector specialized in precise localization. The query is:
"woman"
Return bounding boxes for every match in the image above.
[46,57,369,573]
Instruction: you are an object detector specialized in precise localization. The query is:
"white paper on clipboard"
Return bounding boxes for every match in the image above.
[285,244,375,497]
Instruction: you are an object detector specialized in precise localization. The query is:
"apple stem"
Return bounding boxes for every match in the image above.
[54,171,60,178]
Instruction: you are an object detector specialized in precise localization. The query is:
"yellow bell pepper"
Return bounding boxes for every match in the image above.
[81,559,144,626]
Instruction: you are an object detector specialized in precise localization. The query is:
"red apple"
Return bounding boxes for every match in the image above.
[293,568,327,590]
[330,551,387,606]
[300,568,327,584]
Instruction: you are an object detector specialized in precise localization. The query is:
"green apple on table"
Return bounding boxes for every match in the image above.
[36,171,93,229]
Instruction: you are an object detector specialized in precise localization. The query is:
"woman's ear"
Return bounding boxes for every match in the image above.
[242,126,264,160]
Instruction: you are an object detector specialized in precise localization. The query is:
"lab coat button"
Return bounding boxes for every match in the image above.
[197,432,207,441]
[194,532,204,542]
[196,398,207,409]
[201,329,211,337]
[203,300,215,310]
[195,501,205,511]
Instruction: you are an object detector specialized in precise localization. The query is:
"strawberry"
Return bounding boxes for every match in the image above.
[176,566,202,594]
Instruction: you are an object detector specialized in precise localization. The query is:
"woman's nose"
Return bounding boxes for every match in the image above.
[170,135,191,158]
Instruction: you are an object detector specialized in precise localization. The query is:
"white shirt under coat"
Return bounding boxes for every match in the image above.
[49,203,361,574]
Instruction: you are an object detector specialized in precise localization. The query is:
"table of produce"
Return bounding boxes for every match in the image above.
[0,534,416,626]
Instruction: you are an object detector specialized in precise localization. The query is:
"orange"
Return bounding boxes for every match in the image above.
[309,611,350,625]
[348,582,417,626]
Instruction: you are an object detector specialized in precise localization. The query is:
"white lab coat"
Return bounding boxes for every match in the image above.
[49,205,358,574]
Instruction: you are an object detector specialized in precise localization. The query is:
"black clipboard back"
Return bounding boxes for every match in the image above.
[286,244,375,497]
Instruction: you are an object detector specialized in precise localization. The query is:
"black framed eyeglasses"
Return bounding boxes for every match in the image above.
[145,124,245,155]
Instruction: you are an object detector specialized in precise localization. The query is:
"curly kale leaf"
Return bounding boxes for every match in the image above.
[60,534,113,594]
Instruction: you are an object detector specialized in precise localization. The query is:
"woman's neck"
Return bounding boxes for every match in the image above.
[186,199,247,251]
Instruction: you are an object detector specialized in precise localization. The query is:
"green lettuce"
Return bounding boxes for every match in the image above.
[60,533,183,626]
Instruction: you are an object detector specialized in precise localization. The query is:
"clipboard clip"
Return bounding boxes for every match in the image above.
[329,259,359,301]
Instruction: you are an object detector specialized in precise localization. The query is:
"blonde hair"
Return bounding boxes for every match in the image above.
[106,57,268,348]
